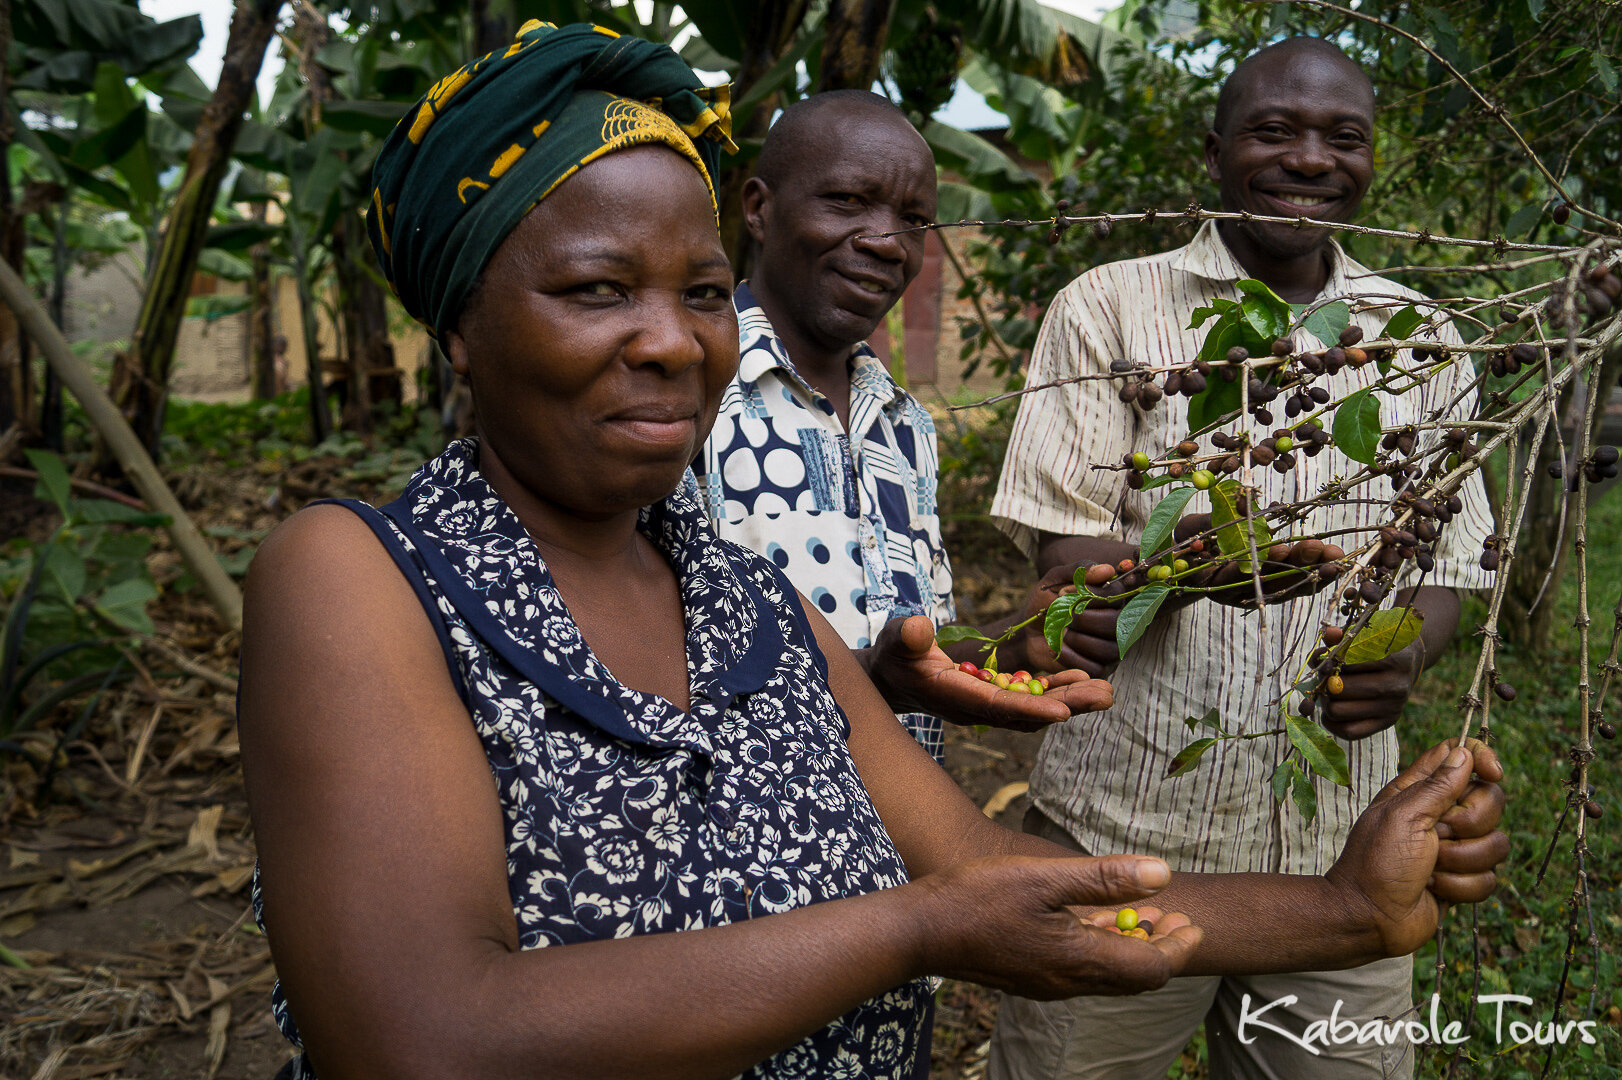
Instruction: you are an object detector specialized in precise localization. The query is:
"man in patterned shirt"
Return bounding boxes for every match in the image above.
[698,91,1077,761]
[987,39,1495,1079]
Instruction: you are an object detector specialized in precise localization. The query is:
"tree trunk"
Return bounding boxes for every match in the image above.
[0,0,26,445]
[246,200,277,400]
[1502,342,1622,650]
[470,0,511,58]
[815,0,897,93]
[105,0,282,466]
[717,0,812,275]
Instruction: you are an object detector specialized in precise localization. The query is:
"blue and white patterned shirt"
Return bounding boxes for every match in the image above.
[697,283,955,760]
[253,439,932,1079]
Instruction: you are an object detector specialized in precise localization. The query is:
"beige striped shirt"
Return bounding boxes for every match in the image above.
[990,221,1496,875]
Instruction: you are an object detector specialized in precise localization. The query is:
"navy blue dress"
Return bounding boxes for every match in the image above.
[253,439,932,1078]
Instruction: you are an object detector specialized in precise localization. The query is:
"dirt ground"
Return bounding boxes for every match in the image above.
[0,463,1058,1080]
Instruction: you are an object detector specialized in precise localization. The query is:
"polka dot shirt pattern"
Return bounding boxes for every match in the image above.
[698,283,955,761]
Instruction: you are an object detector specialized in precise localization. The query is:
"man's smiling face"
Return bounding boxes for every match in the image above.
[1205,45,1375,269]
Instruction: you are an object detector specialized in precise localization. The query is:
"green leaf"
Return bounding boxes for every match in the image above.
[1166,737,1217,778]
[1271,758,1297,801]
[1239,293,1289,341]
[1504,202,1542,240]
[1381,305,1425,341]
[1185,364,1243,434]
[1285,713,1351,786]
[1184,706,1222,733]
[1332,388,1382,465]
[1295,301,1350,348]
[1592,53,1619,96]
[1291,768,1318,823]
[1044,593,1087,658]
[41,544,87,606]
[934,624,993,646]
[1138,486,1196,562]
[93,577,158,634]
[1207,479,1272,569]
[1115,584,1172,657]
[1343,609,1425,665]
[24,449,72,516]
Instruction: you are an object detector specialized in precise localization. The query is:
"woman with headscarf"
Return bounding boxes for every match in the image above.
[240,22,1508,1080]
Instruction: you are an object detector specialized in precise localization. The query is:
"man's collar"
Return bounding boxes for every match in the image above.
[1169,219,1371,300]
[733,280,907,406]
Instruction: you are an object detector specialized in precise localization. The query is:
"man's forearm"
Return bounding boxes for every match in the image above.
[988,828,1383,975]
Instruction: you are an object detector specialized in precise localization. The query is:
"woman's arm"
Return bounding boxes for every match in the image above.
[240,509,1193,1080]
[816,595,1508,978]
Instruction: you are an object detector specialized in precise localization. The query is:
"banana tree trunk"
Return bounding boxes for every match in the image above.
[104,0,281,466]
[247,201,277,400]
[816,0,896,92]
[717,0,811,274]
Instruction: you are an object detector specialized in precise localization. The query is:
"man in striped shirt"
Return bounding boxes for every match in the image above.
[988,38,1495,1080]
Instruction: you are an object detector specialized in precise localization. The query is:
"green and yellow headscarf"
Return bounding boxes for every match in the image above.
[366,21,735,341]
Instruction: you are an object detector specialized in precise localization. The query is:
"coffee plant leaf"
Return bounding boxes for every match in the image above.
[1332,387,1383,465]
[1208,479,1272,569]
[1291,767,1318,824]
[1185,365,1243,433]
[1044,592,1088,658]
[935,624,993,646]
[1116,584,1172,657]
[1293,301,1351,348]
[1271,758,1297,801]
[1381,304,1425,342]
[1236,279,1291,340]
[1187,296,1237,330]
[1286,713,1351,787]
[1185,705,1222,734]
[41,544,86,607]
[1343,609,1425,665]
[1166,737,1217,779]
[1139,486,1197,561]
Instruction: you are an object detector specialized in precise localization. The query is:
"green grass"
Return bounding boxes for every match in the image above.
[1402,487,1622,1078]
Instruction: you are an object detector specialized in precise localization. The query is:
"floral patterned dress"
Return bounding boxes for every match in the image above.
[252,439,932,1079]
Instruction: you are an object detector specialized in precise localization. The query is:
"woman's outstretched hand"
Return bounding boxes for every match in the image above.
[913,854,1202,999]
[867,614,1114,732]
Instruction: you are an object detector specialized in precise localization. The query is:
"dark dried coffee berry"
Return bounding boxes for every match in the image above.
[1047,226,1064,246]
[1227,346,1250,365]
[1601,721,1617,740]
[1415,520,1438,542]
[1211,432,1234,450]
[1552,201,1571,225]
[1511,343,1539,367]
[1119,382,1141,403]
[1300,352,1325,375]
[1273,453,1296,474]
[1360,580,1387,603]
[1338,325,1364,347]
[1093,218,1112,240]
[1549,461,1565,479]
[1254,408,1274,425]
[1220,455,1242,474]
[1110,358,1134,373]
[1139,383,1164,406]
[1164,370,1184,396]
[1480,549,1500,572]
[1585,799,1603,819]
[1500,304,1519,324]
[1446,494,1464,513]
[1309,386,1330,404]
[1183,371,1208,394]
[1324,346,1347,368]
[1251,445,1277,466]
[1285,395,1303,418]
[1594,445,1619,466]
[1416,549,1435,573]
[1495,682,1517,702]
[1272,338,1292,356]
